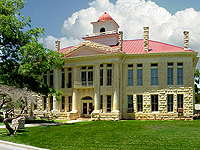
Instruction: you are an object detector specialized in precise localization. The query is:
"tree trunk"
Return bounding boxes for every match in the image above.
[1,116,14,134]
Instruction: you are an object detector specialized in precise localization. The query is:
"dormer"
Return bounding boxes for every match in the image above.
[83,12,120,46]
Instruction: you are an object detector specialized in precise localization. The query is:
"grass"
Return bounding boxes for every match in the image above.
[0,120,200,149]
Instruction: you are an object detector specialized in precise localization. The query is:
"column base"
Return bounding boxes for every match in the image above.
[111,110,120,121]
[68,110,79,120]
[91,110,120,121]
[91,110,101,121]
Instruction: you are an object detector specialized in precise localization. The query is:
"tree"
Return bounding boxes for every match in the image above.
[0,0,64,134]
[0,0,64,95]
[0,84,37,135]
[194,69,200,104]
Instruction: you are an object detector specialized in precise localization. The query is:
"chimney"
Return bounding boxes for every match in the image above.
[118,31,123,51]
[143,27,149,52]
[55,40,60,52]
[183,31,189,50]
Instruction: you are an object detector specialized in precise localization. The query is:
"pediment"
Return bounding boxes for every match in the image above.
[64,41,119,58]
[67,47,108,57]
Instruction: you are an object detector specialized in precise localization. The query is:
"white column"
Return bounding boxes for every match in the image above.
[53,69,59,90]
[53,96,57,110]
[72,90,77,111]
[113,62,120,111]
[53,69,59,111]
[72,66,78,112]
[94,64,100,111]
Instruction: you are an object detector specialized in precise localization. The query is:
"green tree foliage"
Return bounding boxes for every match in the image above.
[0,0,64,95]
[194,69,200,104]
[194,69,200,93]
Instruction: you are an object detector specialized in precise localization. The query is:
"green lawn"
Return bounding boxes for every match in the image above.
[0,120,200,150]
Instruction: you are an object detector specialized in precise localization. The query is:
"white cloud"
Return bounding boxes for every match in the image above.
[44,0,200,55]
[44,36,81,50]
[44,36,58,50]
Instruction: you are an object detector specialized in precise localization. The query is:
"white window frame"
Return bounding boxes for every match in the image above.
[167,63,173,85]
[107,64,112,86]
[127,64,133,86]
[167,94,173,112]
[81,66,93,86]
[137,64,143,86]
[177,63,183,85]
[151,63,158,86]
[137,95,143,112]
[151,95,158,112]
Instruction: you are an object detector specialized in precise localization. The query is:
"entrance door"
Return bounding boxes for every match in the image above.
[83,103,87,114]
[82,102,93,117]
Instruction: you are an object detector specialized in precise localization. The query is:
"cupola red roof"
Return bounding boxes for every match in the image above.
[98,12,112,22]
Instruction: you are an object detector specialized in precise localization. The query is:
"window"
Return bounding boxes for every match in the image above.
[68,96,72,112]
[127,95,133,109]
[61,68,65,88]
[43,71,47,84]
[50,96,53,110]
[43,96,47,110]
[128,64,133,86]
[137,64,143,86]
[151,95,158,112]
[107,95,111,112]
[151,63,158,85]
[177,94,183,109]
[177,63,183,85]
[81,66,93,87]
[81,96,93,100]
[67,68,72,88]
[50,71,53,88]
[107,64,112,86]
[127,95,133,113]
[61,96,65,111]
[100,95,103,110]
[167,63,173,85]
[100,64,103,86]
[167,95,173,112]
[100,27,105,33]
[137,95,143,112]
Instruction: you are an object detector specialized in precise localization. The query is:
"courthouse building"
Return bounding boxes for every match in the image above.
[35,12,198,120]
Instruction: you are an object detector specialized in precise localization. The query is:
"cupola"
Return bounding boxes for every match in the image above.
[82,12,120,46]
[98,12,112,22]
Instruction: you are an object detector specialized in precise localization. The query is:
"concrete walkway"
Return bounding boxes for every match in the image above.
[0,140,49,150]
[0,118,91,129]
[0,118,91,150]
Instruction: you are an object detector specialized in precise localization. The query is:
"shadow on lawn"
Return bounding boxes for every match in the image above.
[0,129,29,136]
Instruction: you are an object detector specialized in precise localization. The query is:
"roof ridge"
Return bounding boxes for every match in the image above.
[123,39,186,49]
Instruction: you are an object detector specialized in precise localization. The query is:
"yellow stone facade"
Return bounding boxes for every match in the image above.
[33,13,198,121]
[33,51,198,120]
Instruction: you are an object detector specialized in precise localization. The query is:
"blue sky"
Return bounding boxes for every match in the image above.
[21,0,200,39]
[20,0,200,68]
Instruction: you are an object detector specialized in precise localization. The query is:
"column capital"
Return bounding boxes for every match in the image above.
[113,62,120,65]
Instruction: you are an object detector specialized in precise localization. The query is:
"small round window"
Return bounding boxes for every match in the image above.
[100,27,105,33]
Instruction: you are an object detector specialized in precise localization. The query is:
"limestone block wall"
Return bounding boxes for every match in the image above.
[34,52,196,121]
[121,55,195,120]
[122,87,194,120]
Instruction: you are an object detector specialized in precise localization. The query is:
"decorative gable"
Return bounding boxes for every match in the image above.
[64,41,119,57]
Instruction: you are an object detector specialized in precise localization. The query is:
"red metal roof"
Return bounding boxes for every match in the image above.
[98,12,112,22]
[122,39,195,54]
[59,39,195,54]
[59,46,73,53]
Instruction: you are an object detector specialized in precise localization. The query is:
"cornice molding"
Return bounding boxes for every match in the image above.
[63,48,198,64]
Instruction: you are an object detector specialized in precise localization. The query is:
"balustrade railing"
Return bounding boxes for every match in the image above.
[85,30,117,37]
[74,81,94,88]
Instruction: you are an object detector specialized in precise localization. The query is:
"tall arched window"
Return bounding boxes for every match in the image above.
[100,27,105,33]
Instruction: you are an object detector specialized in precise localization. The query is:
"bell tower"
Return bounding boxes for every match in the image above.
[83,12,120,46]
